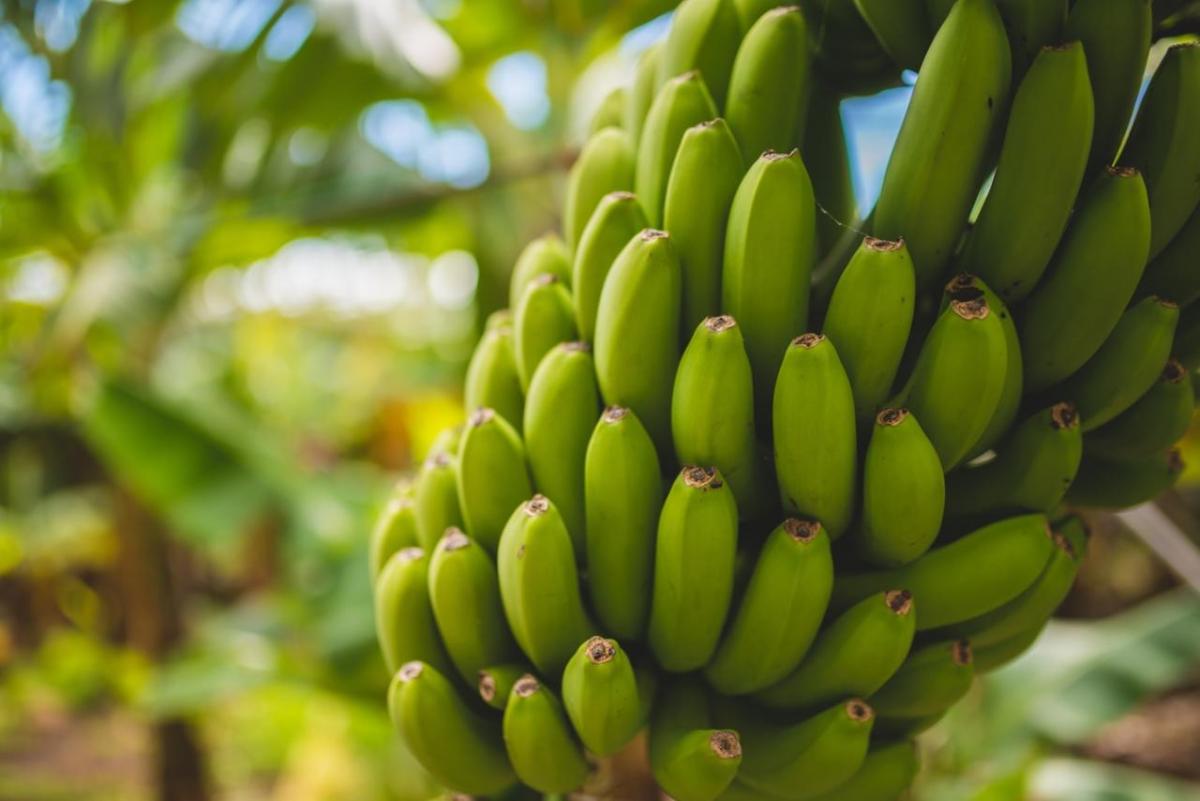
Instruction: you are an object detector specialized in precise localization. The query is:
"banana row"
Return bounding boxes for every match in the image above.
[371,0,1200,797]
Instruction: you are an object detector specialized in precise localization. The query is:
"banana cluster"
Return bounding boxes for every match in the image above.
[371,1,1200,798]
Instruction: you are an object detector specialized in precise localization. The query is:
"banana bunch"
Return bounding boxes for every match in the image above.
[373,0,1199,798]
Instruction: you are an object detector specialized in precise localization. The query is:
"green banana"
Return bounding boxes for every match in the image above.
[725,6,811,168]
[370,490,418,582]
[869,640,974,718]
[659,0,743,108]
[1087,359,1195,460]
[901,296,1008,470]
[856,408,945,567]
[428,422,464,456]
[413,449,466,551]
[1065,448,1185,508]
[456,408,533,552]
[496,495,593,676]
[802,84,857,258]
[561,636,643,757]
[650,677,742,801]
[821,238,915,423]
[995,0,1067,78]
[594,229,682,455]
[374,547,453,676]
[957,41,1094,304]
[509,233,572,310]
[635,71,719,226]
[464,323,525,434]
[853,0,931,71]
[648,466,740,672]
[725,150,817,416]
[626,43,664,145]
[945,402,1083,518]
[734,0,782,28]
[972,621,1043,672]
[389,661,516,795]
[585,405,663,641]
[564,127,636,252]
[663,119,744,331]
[806,740,920,801]
[502,674,589,793]
[1120,43,1200,259]
[1058,295,1179,432]
[514,273,578,392]
[1064,0,1151,169]
[572,190,649,343]
[706,518,834,694]
[871,0,1011,288]
[524,341,600,557]
[773,333,857,537]
[672,316,766,513]
[1019,166,1152,393]
[1138,204,1200,307]
[589,85,627,136]
[832,514,1055,629]
[428,528,519,682]
[754,589,916,711]
[478,663,527,711]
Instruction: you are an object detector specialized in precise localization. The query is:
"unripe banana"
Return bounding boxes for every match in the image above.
[663,119,744,331]
[514,274,578,392]
[457,408,533,552]
[561,636,642,757]
[584,405,663,641]
[564,127,636,252]
[413,450,466,551]
[901,296,1008,470]
[464,323,525,434]
[673,316,767,513]
[869,640,974,718]
[822,238,916,423]
[496,496,593,676]
[1058,296,1179,432]
[589,86,627,135]
[856,408,945,567]
[509,233,572,310]
[733,0,782,28]
[724,6,811,168]
[1138,205,1200,307]
[626,43,664,145]
[733,699,875,800]
[524,342,600,557]
[802,84,857,258]
[832,514,1055,630]
[1019,167,1152,393]
[871,0,1011,288]
[572,190,648,342]
[725,150,817,416]
[370,490,418,582]
[389,661,516,796]
[428,528,520,682]
[995,0,1067,78]
[1065,448,1185,509]
[649,466,740,671]
[502,674,589,793]
[478,663,528,711]
[1086,359,1194,460]
[428,421,465,456]
[650,677,742,801]
[635,71,719,226]
[773,334,857,537]
[957,41,1094,303]
[945,402,1082,518]
[659,0,743,108]
[853,0,930,71]
[1119,43,1200,259]
[754,589,916,711]
[1064,0,1151,170]
[374,548,453,676]
[972,621,1043,673]
[594,229,682,455]
[806,740,920,801]
[706,518,834,694]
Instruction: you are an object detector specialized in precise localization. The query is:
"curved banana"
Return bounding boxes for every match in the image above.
[806,740,920,801]
[572,190,648,343]
[773,334,857,537]
[413,449,466,551]
[561,636,643,757]
[588,85,627,135]
[650,677,742,801]
[509,233,572,310]
[464,323,525,434]
[456,408,533,552]
[1065,448,1185,508]
[869,640,974,718]
[972,621,1044,673]
[370,490,418,582]
[659,0,743,108]
[626,43,664,145]
[564,127,636,252]
[502,674,589,793]
[648,466,740,671]
[374,547,453,676]
[514,273,578,392]
[1087,359,1195,459]
[478,663,528,711]
[635,71,719,226]
[1138,204,1200,308]
[853,0,931,71]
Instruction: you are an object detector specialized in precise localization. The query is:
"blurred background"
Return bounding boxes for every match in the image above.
[0,1,1197,800]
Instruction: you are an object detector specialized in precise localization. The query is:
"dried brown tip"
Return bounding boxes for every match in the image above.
[1167,449,1185,473]
[672,70,702,84]
[1043,41,1078,52]
[1163,359,1186,383]
[561,340,590,354]
[399,661,424,681]
[710,730,742,759]
[762,148,799,162]
[1152,295,1180,310]
[1051,531,1076,560]
[425,450,453,469]
[885,589,913,616]
[877,408,908,427]
[397,546,424,564]
[514,674,540,698]
[524,494,550,516]
[792,332,824,349]
[695,118,722,130]
[440,528,470,551]
[585,636,616,664]
[783,518,822,542]
[607,190,637,202]
[469,407,495,427]
[478,671,497,702]
[952,640,973,666]
[705,315,737,333]
[846,699,874,722]
[640,228,669,242]
[1050,402,1079,430]
[865,236,904,252]
[683,465,723,490]
[602,405,629,423]
[951,296,989,320]
[765,5,802,19]
[532,272,559,287]
[1107,165,1138,178]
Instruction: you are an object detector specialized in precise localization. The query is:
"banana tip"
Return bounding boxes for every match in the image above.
[1106,165,1138,179]
[710,730,742,759]
[399,661,424,682]
[783,518,822,543]
[424,450,453,469]
[639,228,669,242]
[524,494,551,517]
[1049,402,1079,430]
[478,671,497,702]
[865,236,904,253]
[439,528,470,551]
[877,408,908,427]
[585,636,617,664]
[791,332,824,349]
[846,699,874,723]
[952,640,973,667]
[704,315,737,333]
[951,296,989,320]
[885,589,913,616]
[682,465,723,490]
[1163,360,1186,383]
[397,546,424,564]
[468,407,495,427]
[602,405,630,424]
[514,674,540,698]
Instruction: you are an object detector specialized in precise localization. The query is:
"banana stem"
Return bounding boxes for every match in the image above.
[577,731,660,801]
